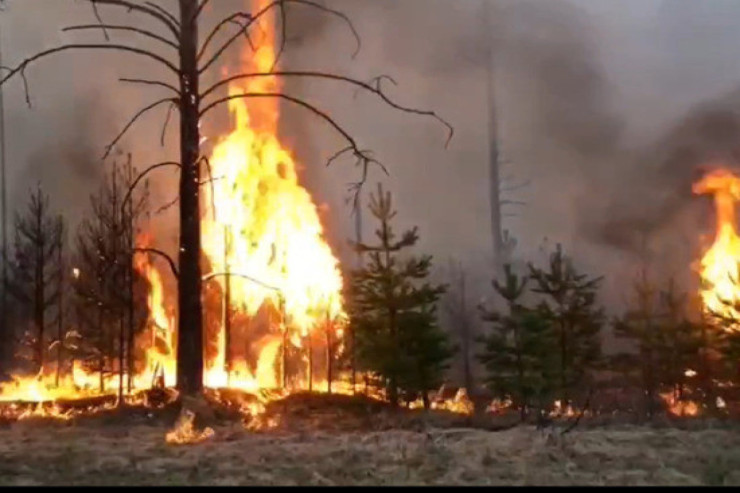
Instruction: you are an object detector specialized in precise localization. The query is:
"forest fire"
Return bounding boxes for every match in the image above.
[693,167,740,325]
[0,0,346,416]
[199,0,346,393]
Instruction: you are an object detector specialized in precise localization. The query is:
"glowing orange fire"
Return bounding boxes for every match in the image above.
[693,167,740,324]
[0,0,344,406]
[200,0,346,392]
[133,233,177,389]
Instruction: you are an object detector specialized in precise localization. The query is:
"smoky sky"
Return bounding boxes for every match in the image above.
[4,0,740,313]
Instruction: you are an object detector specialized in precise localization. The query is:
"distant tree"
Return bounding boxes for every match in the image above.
[5,185,64,373]
[350,183,452,408]
[528,244,604,407]
[478,264,558,421]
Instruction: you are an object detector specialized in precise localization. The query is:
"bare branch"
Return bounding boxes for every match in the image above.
[89,1,110,41]
[120,161,182,222]
[62,24,179,50]
[119,77,180,96]
[144,1,180,29]
[154,195,179,215]
[199,71,454,147]
[202,91,397,208]
[198,0,361,74]
[104,97,179,159]
[0,44,179,91]
[90,0,180,39]
[160,101,177,146]
[271,0,287,72]
[201,91,357,147]
[203,271,280,292]
[198,12,255,62]
[195,0,211,21]
[289,0,361,59]
[0,65,31,107]
[134,247,179,279]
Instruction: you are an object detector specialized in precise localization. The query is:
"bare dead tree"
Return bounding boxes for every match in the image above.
[1,0,452,395]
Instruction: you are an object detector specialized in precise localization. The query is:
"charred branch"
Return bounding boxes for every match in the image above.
[160,101,178,146]
[200,91,386,204]
[134,247,179,280]
[195,0,211,22]
[119,78,180,97]
[0,44,180,100]
[120,161,182,221]
[89,0,180,40]
[61,24,179,50]
[143,1,180,29]
[197,12,256,62]
[203,272,280,293]
[89,1,110,41]
[198,0,361,75]
[199,71,454,147]
[103,97,179,159]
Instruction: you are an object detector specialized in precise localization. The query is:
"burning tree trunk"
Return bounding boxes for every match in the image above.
[176,0,205,396]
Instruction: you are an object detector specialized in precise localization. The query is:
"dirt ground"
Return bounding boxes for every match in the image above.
[1,418,740,486]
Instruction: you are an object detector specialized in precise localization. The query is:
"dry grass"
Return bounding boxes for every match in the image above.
[1,417,740,485]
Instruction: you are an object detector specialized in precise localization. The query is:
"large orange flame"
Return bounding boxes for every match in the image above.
[133,233,177,389]
[200,0,346,391]
[0,0,347,408]
[693,167,740,324]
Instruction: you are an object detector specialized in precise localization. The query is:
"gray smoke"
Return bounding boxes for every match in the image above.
[4,0,740,312]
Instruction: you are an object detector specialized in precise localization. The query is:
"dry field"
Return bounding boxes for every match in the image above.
[1,416,740,486]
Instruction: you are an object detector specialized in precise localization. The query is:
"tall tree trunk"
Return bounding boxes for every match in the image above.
[176,0,204,395]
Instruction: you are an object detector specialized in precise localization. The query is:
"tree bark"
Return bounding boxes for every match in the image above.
[176,0,204,395]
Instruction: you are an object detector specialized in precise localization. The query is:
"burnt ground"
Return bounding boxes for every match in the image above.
[1,393,740,486]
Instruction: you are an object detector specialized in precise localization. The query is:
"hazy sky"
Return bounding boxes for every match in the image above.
[3,0,740,312]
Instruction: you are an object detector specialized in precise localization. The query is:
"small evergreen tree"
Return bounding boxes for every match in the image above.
[528,244,604,407]
[656,280,703,404]
[350,183,453,407]
[397,304,456,408]
[478,264,558,421]
[5,184,64,373]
